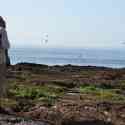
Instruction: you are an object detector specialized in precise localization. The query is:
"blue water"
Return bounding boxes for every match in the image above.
[9,47,125,68]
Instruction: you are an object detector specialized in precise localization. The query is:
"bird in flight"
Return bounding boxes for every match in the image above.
[42,33,48,44]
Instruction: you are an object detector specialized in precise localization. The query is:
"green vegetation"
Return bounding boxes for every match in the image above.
[7,83,65,106]
[80,84,125,102]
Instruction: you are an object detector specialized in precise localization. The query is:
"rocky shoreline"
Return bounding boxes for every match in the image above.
[1,63,125,125]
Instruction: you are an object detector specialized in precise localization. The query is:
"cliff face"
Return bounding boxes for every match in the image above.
[1,63,125,125]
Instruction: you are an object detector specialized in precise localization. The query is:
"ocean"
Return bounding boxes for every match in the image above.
[9,47,125,68]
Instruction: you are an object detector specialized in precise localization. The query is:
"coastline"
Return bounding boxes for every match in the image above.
[1,62,125,125]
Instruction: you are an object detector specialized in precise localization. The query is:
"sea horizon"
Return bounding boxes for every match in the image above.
[8,46,125,68]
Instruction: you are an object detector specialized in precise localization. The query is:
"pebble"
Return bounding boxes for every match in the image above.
[104,111,109,116]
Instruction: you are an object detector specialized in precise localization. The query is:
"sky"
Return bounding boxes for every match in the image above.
[1,0,125,48]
